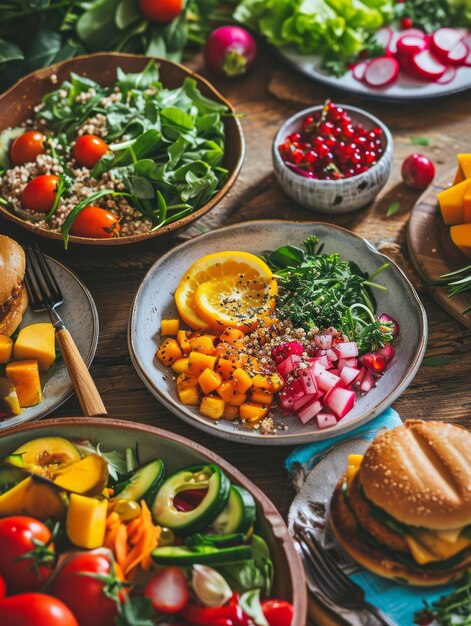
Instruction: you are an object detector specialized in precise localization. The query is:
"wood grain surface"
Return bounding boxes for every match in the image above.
[408,168,471,328]
[1,44,471,625]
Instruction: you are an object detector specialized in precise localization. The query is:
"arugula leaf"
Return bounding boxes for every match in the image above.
[386,201,400,217]
[116,60,160,93]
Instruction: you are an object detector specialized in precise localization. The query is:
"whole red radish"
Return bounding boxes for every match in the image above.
[204,26,257,78]
[401,153,435,190]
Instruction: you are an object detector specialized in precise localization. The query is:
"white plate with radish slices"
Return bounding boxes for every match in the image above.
[128,221,427,445]
[278,27,471,101]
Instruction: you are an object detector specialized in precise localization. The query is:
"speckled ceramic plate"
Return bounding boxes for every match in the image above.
[0,256,99,429]
[128,221,427,445]
[0,417,307,624]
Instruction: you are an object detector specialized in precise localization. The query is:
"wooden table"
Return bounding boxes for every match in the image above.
[2,45,471,625]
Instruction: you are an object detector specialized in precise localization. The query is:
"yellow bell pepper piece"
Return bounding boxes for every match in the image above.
[67,493,107,549]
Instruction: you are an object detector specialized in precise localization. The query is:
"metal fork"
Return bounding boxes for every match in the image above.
[24,243,107,417]
[295,527,397,626]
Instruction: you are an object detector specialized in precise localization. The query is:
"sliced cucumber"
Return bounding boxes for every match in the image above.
[113,459,165,504]
[151,464,230,533]
[152,544,252,566]
[210,485,256,535]
[0,465,26,495]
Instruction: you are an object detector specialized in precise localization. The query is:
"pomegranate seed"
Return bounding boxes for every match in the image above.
[318,121,335,136]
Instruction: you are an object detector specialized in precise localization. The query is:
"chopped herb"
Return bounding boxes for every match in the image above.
[414,571,471,625]
[386,202,400,217]
[433,264,471,314]
[410,136,430,146]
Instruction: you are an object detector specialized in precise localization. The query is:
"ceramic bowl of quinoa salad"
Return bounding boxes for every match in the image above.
[0,54,244,246]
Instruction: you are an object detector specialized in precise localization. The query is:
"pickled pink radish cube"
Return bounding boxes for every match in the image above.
[333,342,359,359]
[340,366,361,386]
[316,369,341,393]
[326,349,338,363]
[279,392,295,410]
[309,355,332,369]
[354,367,367,388]
[310,360,326,378]
[338,357,358,372]
[316,413,338,430]
[272,341,304,365]
[330,368,340,377]
[298,366,318,396]
[298,398,323,424]
[314,334,332,350]
[277,354,301,379]
[323,387,356,419]
[293,395,311,412]
[360,369,376,393]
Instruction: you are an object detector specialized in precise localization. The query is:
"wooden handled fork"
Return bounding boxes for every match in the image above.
[23,243,107,418]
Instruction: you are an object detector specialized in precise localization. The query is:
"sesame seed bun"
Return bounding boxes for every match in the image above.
[360,420,471,531]
[330,476,471,586]
[0,235,28,336]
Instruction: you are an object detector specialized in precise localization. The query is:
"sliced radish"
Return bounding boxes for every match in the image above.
[387,28,425,55]
[316,369,341,393]
[448,41,468,65]
[375,27,393,49]
[340,366,361,386]
[316,413,337,430]
[431,28,465,62]
[337,358,358,372]
[298,398,323,424]
[360,369,376,393]
[461,33,471,66]
[309,355,331,370]
[272,341,304,365]
[353,367,367,388]
[277,354,300,379]
[435,66,457,84]
[293,395,311,412]
[396,35,427,58]
[326,348,338,363]
[410,50,446,81]
[333,341,359,359]
[298,366,318,396]
[352,61,370,82]
[364,57,399,88]
[324,387,356,419]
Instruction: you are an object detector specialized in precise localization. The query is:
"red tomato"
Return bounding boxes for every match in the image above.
[145,567,189,614]
[138,0,183,23]
[73,135,109,168]
[0,516,55,594]
[261,599,294,626]
[21,174,58,213]
[10,131,46,165]
[51,552,125,626]
[0,574,6,598]
[0,593,78,626]
[70,205,121,239]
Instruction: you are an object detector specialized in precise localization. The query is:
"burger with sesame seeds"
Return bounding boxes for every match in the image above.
[329,420,471,585]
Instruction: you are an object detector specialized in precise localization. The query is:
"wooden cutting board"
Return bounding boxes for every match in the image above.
[407,168,471,329]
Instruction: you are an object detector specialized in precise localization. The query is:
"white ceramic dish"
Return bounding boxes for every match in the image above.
[128,220,427,446]
[0,256,99,430]
[277,46,471,102]
[272,105,393,213]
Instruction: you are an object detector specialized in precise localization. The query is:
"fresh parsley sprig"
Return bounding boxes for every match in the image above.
[414,570,471,625]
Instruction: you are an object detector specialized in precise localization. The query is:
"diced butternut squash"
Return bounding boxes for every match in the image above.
[227,392,248,407]
[216,382,247,405]
[161,319,179,336]
[176,331,192,355]
[219,327,245,347]
[178,386,200,406]
[454,154,471,184]
[450,224,471,258]
[176,372,199,390]
[156,338,182,366]
[223,404,239,421]
[438,179,471,225]
[189,335,216,355]
[252,373,284,393]
[188,351,217,375]
[53,453,108,497]
[0,335,13,364]
[13,323,56,371]
[6,360,42,407]
[463,186,471,221]
[199,396,225,420]
[239,402,269,422]
[232,368,252,393]
[216,357,239,380]
[67,493,107,549]
[171,358,190,374]
[198,368,222,395]
[250,389,274,406]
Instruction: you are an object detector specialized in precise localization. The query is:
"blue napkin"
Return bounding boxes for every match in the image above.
[286,408,455,625]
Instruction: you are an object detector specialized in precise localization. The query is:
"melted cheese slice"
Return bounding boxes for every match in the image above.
[346,454,363,490]
[406,530,471,565]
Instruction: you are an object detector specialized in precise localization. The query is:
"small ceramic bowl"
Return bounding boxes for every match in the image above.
[272,105,393,214]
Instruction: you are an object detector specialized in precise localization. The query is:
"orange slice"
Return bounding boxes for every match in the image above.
[174,251,276,331]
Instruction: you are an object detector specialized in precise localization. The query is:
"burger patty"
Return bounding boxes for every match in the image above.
[348,472,410,553]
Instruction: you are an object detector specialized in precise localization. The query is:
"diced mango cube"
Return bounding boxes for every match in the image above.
[437,179,471,225]
[188,351,217,375]
[223,404,239,421]
[252,373,284,393]
[6,360,42,407]
[157,338,183,366]
[219,327,245,347]
[178,386,200,406]
[171,358,190,374]
[239,402,269,422]
[198,368,222,395]
[216,357,238,380]
[450,223,471,258]
[0,335,13,364]
[250,389,274,406]
[190,335,216,355]
[161,319,179,335]
[13,323,55,371]
[176,372,199,390]
[232,368,252,393]
[66,493,107,549]
[199,396,225,420]
[176,330,192,355]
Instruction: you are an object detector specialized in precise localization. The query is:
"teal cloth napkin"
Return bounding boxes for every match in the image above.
[286,408,455,625]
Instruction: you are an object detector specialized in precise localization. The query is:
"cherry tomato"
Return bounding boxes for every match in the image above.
[51,552,125,626]
[0,593,78,626]
[0,516,55,594]
[138,0,183,23]
[70,205,121,239]
[401,153,435,190]
[73,135,109,168]
[10,131,46,165]
[145,567,189,614]
[21,174,58,213]
[261,599,294,626]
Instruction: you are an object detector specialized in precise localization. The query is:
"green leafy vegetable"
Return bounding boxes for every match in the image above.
[410,136,430,146]
[434,263,471,314]
[414,571,471,625]
[217,535,274,597]
[395,0,471,33]
[265,235,394,353]
[421,356,454,367]
[386,201,400,217]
